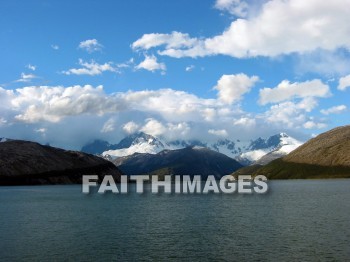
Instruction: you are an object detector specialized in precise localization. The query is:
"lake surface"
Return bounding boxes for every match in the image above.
[0,180,349,261]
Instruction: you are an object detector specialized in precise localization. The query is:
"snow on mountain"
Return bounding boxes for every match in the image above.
[87,131,303,164]
[240,149,269,162]
[197,133,302,163]
[102,132,177,158]
[244,133,303,164]
[208,139,250,159]
[277,133,302,154]
[0,138,7,143]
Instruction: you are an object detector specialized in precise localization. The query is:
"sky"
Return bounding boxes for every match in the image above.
[0,0,350,149]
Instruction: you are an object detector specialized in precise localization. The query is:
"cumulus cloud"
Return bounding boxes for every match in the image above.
[63,59,119,76]
[132,31,199,51]
[0,87,14,107]
[233,117,256,127]
[123,121,139,134]
[338,75,350,91]
[133,0,350,58]
[263,97,319,129]
[0,74,332,150]
[320,105,347,115]
[140,118,167,136]
[208,129,228,137]
[259,79,331,105]
[113,88,218,123]
[214,73,259,104]
[167,122,190,136]
[10,85,125,123]
[135,55,166,72]
[78,39,103,53]
[214,0,249,17]
[303,121,327,129]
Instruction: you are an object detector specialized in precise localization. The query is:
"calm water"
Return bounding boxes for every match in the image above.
[0,180,349,261]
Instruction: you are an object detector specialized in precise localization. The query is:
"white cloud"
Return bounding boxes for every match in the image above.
[0,75,332,150]
[135,55,166,72]
[338,75,350,91]
[303,121,327,129]
[320,105,347,115]
[167,122,190,136]
[214,73,259,104]
[263,97,319,129]
[140,118,166,136]
[78,39,103,53]
[201,108,216,122]
[26,64,36,71]
[11,85,125,123]
[259,79,331,105]
[208,129,228,137]
[16,73,37,83]
[101,118,116,133]
[133,0,350,58]
[132,31,199,51]
[214,0,249,17]
[233,117,256,127]
[63,59,118,76]
[118,88,220,124]
[185,65,195,72]
[123,121,139,134]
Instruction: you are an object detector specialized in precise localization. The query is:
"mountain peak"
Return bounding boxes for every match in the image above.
[117,132,158,148]
[279,132,289,137]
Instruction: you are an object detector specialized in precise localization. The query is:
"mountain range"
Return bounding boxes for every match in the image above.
[81,132,303,165]
[113,146,243,179]
[1,125,348,184]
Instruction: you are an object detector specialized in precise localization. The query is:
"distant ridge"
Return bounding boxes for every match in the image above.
[114,146,243,179]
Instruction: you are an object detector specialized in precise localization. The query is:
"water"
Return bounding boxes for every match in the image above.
[0,180,349,261]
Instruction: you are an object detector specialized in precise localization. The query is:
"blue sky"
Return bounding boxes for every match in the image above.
[0,0,349,149]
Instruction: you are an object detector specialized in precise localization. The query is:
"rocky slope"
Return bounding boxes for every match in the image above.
[0,140,123,185]
[253,126,350,179]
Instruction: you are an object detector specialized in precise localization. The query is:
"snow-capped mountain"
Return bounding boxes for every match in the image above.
[208,139,250,159]
[0,138,7,143]
[82,132,303,165]
[168,133,302,164]
[240,133,302,163]
[102,132,173,158]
